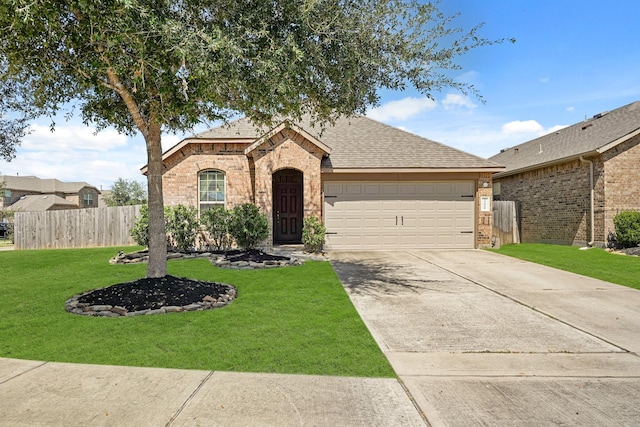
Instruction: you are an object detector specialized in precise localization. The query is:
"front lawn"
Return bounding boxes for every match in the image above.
[0,247,394,378]
[492,243,640,290]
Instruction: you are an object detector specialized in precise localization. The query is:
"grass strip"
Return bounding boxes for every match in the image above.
[491,243,640,290]
[0,247,394,378]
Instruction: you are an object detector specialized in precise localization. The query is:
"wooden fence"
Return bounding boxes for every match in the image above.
[492,200,521,246]
[14,205,142,250]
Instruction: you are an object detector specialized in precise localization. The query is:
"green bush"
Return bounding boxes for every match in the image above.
[165,205,200,251]
[130,204,150,247]
[229,203,269,249]
[200,207,232,250]
[613,211,640,248]
[302,216,326,253]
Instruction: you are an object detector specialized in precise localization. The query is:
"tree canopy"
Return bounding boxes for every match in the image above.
[0,0,510,277]
[103,178,148,207]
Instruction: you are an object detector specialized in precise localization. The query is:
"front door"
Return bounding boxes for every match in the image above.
[273,170,303,243]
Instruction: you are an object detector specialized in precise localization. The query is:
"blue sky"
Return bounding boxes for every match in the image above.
[2,1,640,190]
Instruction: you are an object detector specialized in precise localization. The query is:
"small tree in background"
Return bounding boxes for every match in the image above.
[103,178,147,207]
[229,204,269,250]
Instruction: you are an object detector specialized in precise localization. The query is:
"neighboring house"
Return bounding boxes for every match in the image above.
[145,115,503,250]
[0,175,101,211]
[489,100,640,247]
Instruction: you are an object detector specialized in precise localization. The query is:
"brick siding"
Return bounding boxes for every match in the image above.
[602,133,640,241]
[496,159,597,246]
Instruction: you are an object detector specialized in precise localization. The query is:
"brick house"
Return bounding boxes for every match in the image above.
[147,115,503,250]
[0,175,100,212]
[489,101,640,247]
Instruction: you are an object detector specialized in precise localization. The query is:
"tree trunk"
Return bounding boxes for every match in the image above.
[145,122,167,278]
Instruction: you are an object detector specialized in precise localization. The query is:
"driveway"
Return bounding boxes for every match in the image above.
[329,250,640,427]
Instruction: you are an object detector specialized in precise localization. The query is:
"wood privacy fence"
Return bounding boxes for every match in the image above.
[14,205,142,250]
[492,200,521,246]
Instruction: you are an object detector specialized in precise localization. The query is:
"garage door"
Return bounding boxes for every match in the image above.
[323,181,475,249]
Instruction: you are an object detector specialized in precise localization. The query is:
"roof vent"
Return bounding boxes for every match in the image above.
[593,111,609,119]
[582,123,593,130]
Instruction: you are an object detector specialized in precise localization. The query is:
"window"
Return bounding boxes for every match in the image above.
[492,182,501,201]
[3,190,11,206]
[199,170,225,212]
[83,192,94,207]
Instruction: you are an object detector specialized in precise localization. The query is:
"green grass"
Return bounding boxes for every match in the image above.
[491,243,640,290]
[0,247,394,378]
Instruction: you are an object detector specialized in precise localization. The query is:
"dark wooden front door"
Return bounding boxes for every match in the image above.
[273,170,303,243]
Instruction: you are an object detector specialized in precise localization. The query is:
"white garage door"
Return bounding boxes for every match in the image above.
[323,181,475,249]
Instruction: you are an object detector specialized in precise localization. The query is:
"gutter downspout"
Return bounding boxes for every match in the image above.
[580,156,595,247]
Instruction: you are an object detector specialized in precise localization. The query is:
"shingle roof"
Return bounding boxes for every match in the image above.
[489,100,640,176]
[182,115,501,170]
[8,194,77,211]
[0,175,98,193]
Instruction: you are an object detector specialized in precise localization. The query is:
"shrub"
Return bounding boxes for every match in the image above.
[229,203,269,249]
[164,205,200,251]
[302,216,326,253]
[200,207,233,250]
[613,211,640,248]
[130,204,150,247]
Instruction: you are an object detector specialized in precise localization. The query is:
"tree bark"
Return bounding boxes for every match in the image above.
[145,121,167,278]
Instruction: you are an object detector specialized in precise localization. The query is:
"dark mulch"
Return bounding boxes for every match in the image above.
[223,249,290,263]
[77,275,234,312]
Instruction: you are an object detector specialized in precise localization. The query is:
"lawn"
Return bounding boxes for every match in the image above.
[0,247,394,378]
[492,243,640,290]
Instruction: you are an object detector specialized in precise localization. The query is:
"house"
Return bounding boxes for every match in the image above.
[0,175,101,212]
[489,100,640,247]
[148,115,503,250]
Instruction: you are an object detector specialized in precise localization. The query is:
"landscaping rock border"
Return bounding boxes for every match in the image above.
[65,285,237,317]
[109,250,304,269]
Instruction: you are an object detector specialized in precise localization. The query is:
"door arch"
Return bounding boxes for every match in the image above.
[272,169,303,243]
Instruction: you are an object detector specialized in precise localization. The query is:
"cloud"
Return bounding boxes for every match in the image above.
[442,94,477,110]
[539,76,551,83]
[366,97,437,121]
[501,120,544,134]
[22,123,128,152]
[566,106,575,112]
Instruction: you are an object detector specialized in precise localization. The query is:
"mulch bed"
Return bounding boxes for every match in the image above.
[75,275,233,312]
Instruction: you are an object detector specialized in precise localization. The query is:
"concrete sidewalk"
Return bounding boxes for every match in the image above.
[330,250,640,427]
[0,358,423,426]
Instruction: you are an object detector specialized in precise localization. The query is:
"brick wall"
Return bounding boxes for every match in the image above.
[602,133,640,241]
[496,158,601,246]
[162,143,253,210]
[250,129,325,243]
[476,172,493,247]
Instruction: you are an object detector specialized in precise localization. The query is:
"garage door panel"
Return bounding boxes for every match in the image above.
[324,181,475,249]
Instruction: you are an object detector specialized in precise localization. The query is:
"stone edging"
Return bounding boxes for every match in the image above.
[65,286,237,317]
[109,250,304,269]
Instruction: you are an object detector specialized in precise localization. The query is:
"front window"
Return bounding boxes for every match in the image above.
[83,193,94,207]
[199,170,225,212]
[3,190,11,205]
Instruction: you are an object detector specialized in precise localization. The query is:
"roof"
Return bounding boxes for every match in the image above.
[8,194,78,211]
[0,175,99,194]
[158,115,501,172]
[490,100,640,177]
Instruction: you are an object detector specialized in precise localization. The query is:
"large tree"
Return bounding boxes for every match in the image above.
[0,0,510,278]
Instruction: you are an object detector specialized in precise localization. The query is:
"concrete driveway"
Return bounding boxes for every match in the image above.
[329,250,640,427]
